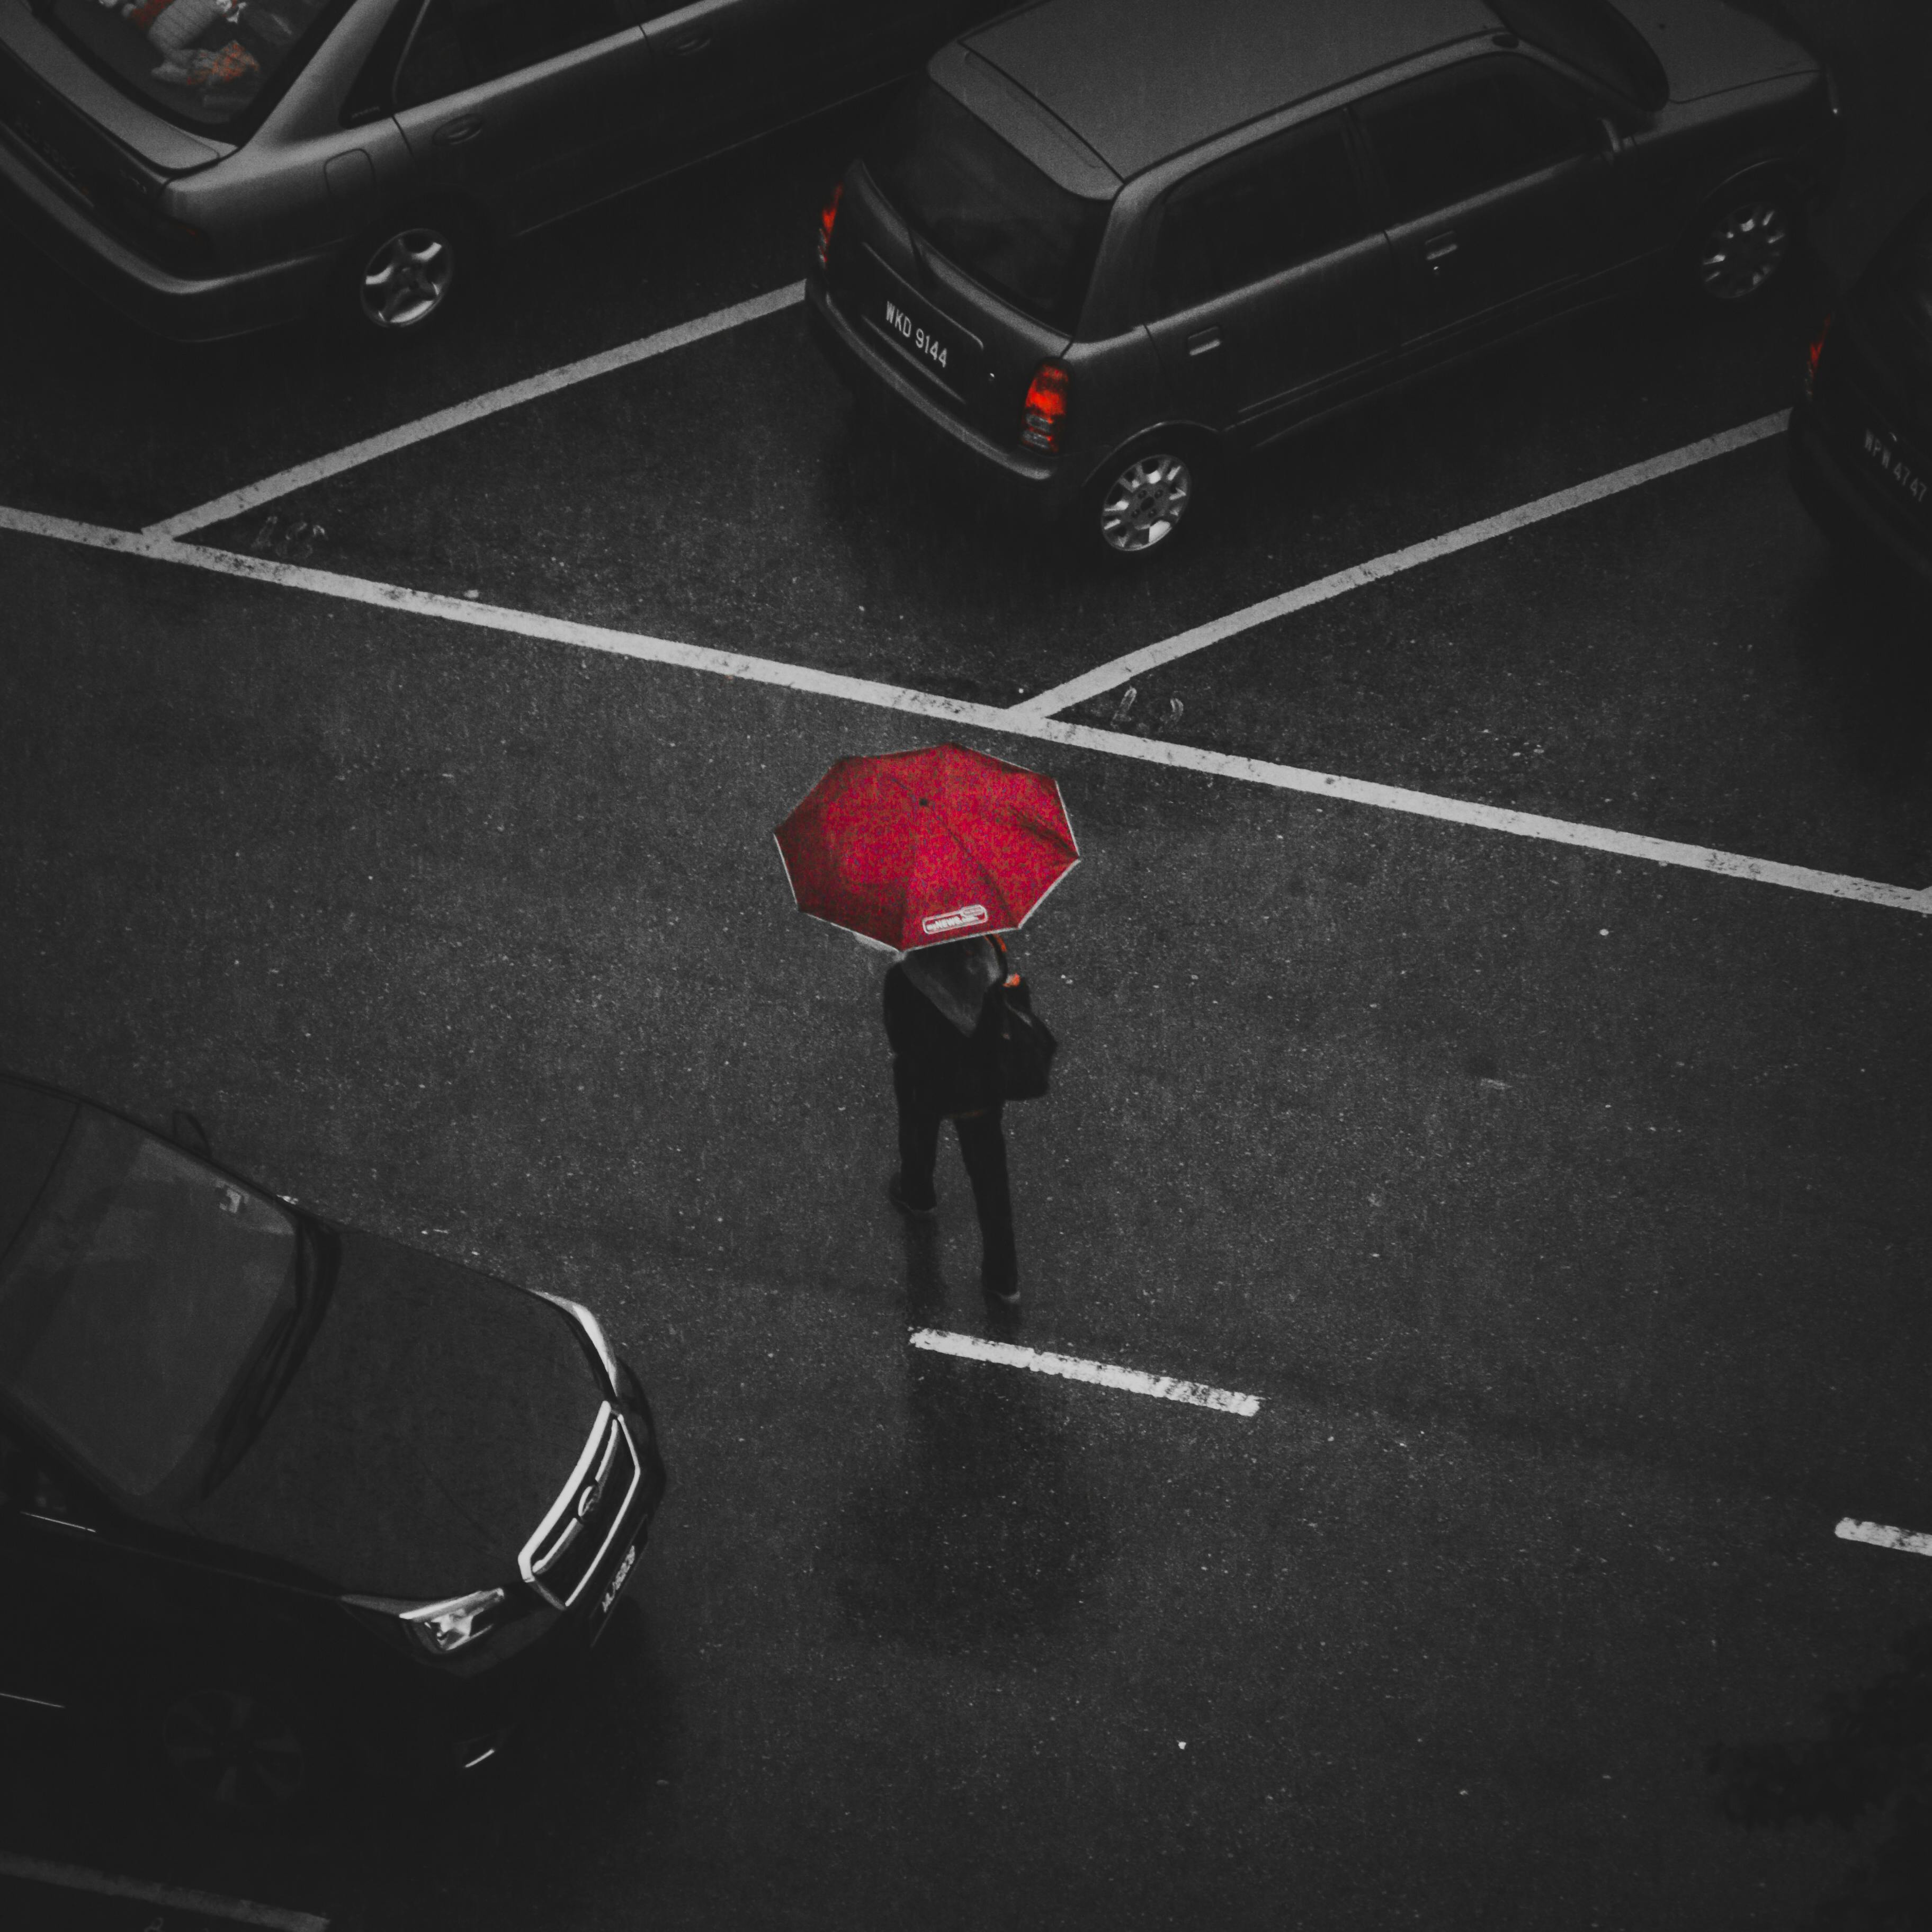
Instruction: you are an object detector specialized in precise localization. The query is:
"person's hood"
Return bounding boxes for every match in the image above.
[185,1230,606,1599]
[902,936,1003,1035]
[1606,0,1817,103]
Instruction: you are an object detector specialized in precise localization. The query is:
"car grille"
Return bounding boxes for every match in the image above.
[517,1403,640,1610]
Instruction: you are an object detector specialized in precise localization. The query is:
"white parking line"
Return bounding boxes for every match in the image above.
[0,1852,328,1930]
[1009,412,1791,721]
[909,1329,1261,1414]
[145,282,803,540]
[3,502,1927,918]
[1836,1517,1932,1557]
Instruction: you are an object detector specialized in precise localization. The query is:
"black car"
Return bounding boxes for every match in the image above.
[0,1072,665,1819]
[808,0,1842,558]
[1789,194,1932,595]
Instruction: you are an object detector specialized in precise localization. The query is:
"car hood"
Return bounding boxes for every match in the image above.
[1606,0,1816,101]
[186,1231,606,1599]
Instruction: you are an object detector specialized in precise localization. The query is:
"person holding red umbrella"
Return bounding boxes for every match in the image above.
[774,745,1077,1313]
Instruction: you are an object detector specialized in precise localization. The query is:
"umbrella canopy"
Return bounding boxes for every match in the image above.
[774,744,1079,953]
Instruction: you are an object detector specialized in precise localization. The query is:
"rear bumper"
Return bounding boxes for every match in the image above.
[0,137,331,342]
[807,275,1075,524]
[1788,397,1932,596]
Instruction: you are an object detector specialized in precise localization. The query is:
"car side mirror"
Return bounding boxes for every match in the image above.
[1598,116,1630,156]
[170,1110,211,1158]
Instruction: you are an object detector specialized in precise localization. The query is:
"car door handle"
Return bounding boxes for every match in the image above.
[665,29,712,53]
[433,115,485,147]
[1424,232,1458,266]
[1185,327,1221,355]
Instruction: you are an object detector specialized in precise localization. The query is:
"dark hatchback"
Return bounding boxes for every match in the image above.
[809,0,1842,558]
[0,1072,665,1819]
[1790,195,1932,595]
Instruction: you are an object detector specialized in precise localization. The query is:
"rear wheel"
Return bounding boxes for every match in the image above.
[334,214,468,342]
[1078,439,1208,561]
[1690,186,1797,302]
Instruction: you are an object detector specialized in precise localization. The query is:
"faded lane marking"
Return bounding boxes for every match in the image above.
[1836,1517,1932,1557]
[1009,412,1790,721]
[0,1852,328,1930]
[146,282,804,539]
[910,1329,1261,1415]
[3,502,1927,919]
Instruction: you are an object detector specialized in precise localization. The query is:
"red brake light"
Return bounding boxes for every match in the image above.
[1803,314,1832,400]
[816,181,843,269]
[1020,362,1070,454]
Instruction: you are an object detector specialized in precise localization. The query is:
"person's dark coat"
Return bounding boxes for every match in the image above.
[883,937,1033,1116]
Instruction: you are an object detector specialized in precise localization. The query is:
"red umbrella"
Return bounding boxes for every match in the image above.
[774,744,1079,953]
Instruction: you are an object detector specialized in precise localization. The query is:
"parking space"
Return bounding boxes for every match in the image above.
[3,1,1931,1927]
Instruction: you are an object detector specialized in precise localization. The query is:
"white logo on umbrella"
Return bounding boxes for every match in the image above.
[920,904,988,936]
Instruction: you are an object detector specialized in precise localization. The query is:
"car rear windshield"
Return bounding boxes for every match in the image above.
[1489,0,1668,112]
[0,1112,297,1500]
[42,0,350,134]
[865,78,1113,336]
[1857,201,1932,392]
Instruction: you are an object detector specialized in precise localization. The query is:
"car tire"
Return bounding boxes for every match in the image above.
[1076,436,1210,562]
[148,1675,341,1827]
[333,212,470,343]
[1686,182,1800,303]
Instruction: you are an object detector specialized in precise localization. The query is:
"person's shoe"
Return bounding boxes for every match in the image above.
[981,1272,1021,1309]
[887,1174,937,1220]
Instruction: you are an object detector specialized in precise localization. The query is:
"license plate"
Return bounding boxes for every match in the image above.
[596,1542,639,1621]
[867,275,980,395]
[1862,426,1929,510]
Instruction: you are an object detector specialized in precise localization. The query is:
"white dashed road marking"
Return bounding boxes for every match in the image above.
[909,1329,1262,1415]
[3,502,1927,919]
[1836,1517,1932,1557]
[0,1852,328,1929]
[1009,412,1792,720]
[145,282,804,539]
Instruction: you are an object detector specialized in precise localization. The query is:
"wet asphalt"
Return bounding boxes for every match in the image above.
[4,3,1932,1929]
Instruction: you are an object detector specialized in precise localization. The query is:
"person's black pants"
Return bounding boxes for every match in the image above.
[893,1061,1018,1292]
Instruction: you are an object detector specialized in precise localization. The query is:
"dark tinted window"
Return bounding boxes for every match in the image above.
[0,1113,296,1502]
[1855,199,1932,392]
[866,79,1114,335]
[1360,60,1593,225]
[1151,119,1363,315]
[396,0,624,105]
[1489,0,1669,112]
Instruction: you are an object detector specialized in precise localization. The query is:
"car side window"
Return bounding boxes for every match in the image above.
[1150,117,1364,317]
[395,0,628,107]
[1357,59,1593,225]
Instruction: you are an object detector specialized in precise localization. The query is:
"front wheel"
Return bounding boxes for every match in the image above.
[1076,441,1207,562]
[1690,188,1798,302]
[151,1679,339,1826]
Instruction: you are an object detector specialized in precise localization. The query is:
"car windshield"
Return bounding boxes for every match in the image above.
[866,79,1112,336]
[1489,0,1668,112]
[0,1111,298,1501]
[41,0,348,133]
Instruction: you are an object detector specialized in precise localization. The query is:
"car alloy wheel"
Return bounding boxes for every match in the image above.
[160,1685,311,1822]
[359,226,457,332]
[1099,451,1194,555]
[1697,199,1791,301]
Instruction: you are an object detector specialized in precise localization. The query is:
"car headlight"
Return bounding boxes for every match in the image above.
[534,1291,621,1392]
[345,1586,505,1656]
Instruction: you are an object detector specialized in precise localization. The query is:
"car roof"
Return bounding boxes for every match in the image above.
[965,0,1501,178]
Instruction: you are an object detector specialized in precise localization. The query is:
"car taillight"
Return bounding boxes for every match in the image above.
[816,181,842,269]
[1020,362,1069,454]
[1803,315,1832,400]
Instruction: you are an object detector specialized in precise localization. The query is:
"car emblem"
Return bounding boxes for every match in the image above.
[576,1477,602,1519]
